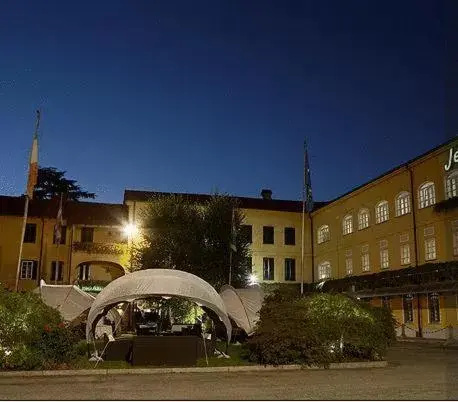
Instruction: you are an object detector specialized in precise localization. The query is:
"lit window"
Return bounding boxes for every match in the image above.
[317,225,330,244]
[358,209,369,230]
[78,264,91,280]
[318,261,331,280]
[424,238,436,261]
[20,260,37,280]
[375,201,389,224]
[395,192,411,216]
[342,215,353,235]
[428,293,440,323]
[418,182,436,209]
[400,244,411,265]
[263,258,274,280]
[345,258,353,275]
[361,253,370,272]
[403,295,414,323]
[445,171,458,199]
[380,249,389,270]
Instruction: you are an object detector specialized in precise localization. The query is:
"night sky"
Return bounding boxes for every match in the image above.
[0,1,446,204]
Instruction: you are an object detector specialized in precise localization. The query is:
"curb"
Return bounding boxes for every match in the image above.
[0,361,387,378]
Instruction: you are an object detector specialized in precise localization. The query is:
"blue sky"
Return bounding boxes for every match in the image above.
[0,0,446,203]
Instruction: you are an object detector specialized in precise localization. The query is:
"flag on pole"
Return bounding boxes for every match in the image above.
[26,112,40,200]
[54,194,63,245]
[304,140,314,213]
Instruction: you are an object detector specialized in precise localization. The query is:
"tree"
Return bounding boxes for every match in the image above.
[133,193,251,290]
[34,167,95,201]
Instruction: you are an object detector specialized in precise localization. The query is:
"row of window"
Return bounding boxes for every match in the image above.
[262,257,296,281]
[242,225,296,246]
[383,293,441,324]
[317,235,437,279]
[317,179,445,244]
[22,224,94,244]
[20,260,91,281]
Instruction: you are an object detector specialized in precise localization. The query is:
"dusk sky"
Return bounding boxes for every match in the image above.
[0,1,446,204]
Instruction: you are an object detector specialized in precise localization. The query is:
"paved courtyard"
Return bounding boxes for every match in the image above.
[0,342,457,400]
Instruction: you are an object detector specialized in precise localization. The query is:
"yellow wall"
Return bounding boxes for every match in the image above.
[312,143,458,280]
[0,216,128,290]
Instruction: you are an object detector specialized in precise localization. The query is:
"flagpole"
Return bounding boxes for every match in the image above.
[228,208,235,285]
[300,142,306,296]
[15,110,40,292]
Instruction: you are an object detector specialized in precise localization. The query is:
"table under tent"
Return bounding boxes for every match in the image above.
[86,269,232,367]
[218,285,264,342]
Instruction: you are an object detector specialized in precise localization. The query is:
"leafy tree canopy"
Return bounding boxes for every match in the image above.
[133,193,251,290]
[34,167,95,201]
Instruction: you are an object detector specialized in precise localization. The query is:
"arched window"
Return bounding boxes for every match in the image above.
[342,215,353,235]
[395,192,411,216]
[445,171,458,199]
[318,261,331,280]
[375,201,389,224]
[317,225,330,244]
[418,182,436,208]
[358,208,370,230]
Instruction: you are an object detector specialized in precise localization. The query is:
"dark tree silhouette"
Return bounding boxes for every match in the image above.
[34,167,96,201]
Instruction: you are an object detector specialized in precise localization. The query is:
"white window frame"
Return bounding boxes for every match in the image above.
[318,261,331,280]
[424,238,436,261]
[263,257,275,281]
[358,208,370,230]
[317,225,330,244]
[400,244,411,265]
[345,257,353,276]
[418,182,436,209]
[342,215,353,235]
[375,201,389,224]
[361,253,370,272]
[427,293,440,324]
[445,170,458,199]
[79,264,91,281]
[20,260,35,280]
[380,248,389,270]
[395,191,411,216]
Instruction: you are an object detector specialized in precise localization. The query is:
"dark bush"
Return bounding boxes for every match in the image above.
[0,286,79,370]
[244,292,395,367]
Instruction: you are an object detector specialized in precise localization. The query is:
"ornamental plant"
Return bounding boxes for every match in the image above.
[0,286,78,370]
[243,291,395,367]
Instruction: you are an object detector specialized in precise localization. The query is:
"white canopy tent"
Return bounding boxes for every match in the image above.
[86,269,232,342]
[34,280,120,337]
[219,285,264,336]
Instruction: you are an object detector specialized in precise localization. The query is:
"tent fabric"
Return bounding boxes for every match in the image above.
[219,285,264,336]
[34,280,120,337]
[34,280,95,322]
[85,269,232,341]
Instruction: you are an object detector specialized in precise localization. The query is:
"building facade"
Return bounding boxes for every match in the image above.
[0,138,457,338]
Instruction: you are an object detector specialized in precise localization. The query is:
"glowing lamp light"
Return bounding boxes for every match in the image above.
[248,274,258,286]
[123,223,138,237]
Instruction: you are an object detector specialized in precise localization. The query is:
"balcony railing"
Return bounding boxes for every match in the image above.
[72,242,125,255]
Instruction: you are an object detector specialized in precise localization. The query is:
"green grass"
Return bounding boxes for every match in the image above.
[70,341,253,369]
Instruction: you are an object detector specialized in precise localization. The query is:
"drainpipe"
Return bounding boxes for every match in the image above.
[37,217,45,285]
[310,213,315,284]
[68,225,74,284]
[408,165,422,337]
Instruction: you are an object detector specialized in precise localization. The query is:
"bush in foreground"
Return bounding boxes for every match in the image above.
[243,291,395,367]
[0,286,79,370]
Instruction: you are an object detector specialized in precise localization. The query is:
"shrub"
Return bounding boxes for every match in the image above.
[0,287,79,370]
[244,292,395,367]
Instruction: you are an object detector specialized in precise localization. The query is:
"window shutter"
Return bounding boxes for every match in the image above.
[32,261,38,280]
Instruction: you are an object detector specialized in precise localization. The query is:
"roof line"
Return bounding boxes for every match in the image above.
[316,137,458,210]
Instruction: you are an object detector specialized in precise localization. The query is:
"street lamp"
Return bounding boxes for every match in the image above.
[123,223,138,237]
[248,274,258,286]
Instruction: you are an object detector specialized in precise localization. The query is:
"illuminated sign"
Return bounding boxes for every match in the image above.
[444,147,458,171]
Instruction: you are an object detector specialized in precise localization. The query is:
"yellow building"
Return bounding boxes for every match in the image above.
[123,189,321,285]
[311,138,458,339]
[0,137,457,339]
[0,196,129,292]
